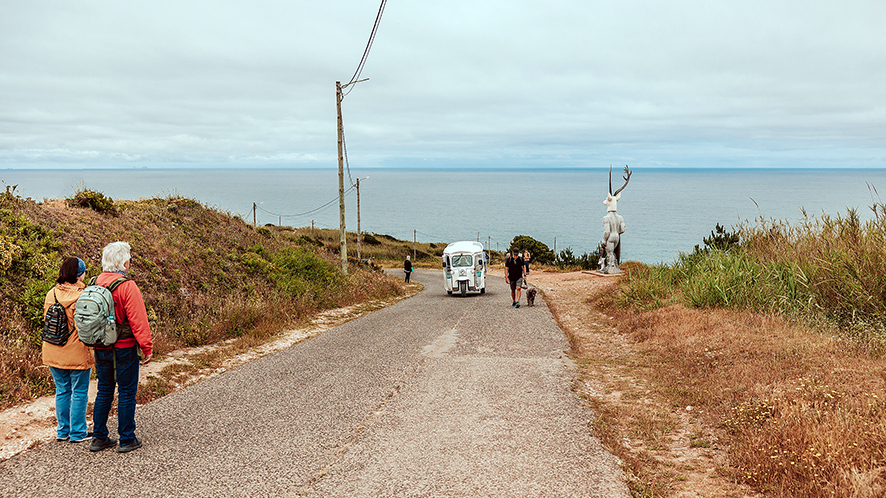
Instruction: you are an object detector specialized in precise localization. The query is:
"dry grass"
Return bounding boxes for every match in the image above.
[607,299,886,497]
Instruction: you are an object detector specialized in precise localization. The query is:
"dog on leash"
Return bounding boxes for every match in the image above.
[526,287,537,307]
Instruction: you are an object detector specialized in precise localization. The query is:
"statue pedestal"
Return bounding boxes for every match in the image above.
[584,270,622,278]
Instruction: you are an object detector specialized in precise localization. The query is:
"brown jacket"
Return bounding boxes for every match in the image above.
[41,282,94,370]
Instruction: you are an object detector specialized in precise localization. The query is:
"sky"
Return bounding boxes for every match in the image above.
[1,0,885,170]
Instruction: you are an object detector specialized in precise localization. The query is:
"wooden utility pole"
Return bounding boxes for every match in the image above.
[355,177,370,261]
[253,202,257,227]
[413,229,416,260]
[336,81,348,275]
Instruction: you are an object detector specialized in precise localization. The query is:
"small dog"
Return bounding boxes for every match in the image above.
[526,287,537,307]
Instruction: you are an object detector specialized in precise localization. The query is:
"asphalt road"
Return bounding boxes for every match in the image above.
[0,269,628,497]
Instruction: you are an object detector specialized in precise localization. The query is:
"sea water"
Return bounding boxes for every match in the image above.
[3,168,885,264]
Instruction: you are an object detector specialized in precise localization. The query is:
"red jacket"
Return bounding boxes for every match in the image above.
[95,272,153,357]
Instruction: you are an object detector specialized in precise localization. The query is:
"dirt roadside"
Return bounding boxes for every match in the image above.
[526,269,756,497]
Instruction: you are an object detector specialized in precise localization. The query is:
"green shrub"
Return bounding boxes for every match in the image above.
[362,233,382,245]
[694,223,740,253]
[510,235,555,265]
[66,189,118,216]
[273,247,343,287]
[241,252,273,275]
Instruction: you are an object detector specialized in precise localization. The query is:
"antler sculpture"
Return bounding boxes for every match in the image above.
[609,165,632,195]
[601,165,631,274]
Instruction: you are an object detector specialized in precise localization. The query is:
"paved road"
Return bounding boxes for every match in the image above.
[0,269,628,497]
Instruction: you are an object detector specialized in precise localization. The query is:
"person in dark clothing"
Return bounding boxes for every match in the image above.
[504,248,525,308]
[404,255,413,283]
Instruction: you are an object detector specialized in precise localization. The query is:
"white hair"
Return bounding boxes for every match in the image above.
[101,241,131,272]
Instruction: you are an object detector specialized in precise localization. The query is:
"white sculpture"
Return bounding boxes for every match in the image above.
[602,165,631,274]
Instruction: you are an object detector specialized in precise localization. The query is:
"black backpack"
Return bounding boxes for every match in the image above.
[42,289,71,346]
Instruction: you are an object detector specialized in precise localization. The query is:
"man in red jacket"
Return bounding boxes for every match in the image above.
[89,241,153,453]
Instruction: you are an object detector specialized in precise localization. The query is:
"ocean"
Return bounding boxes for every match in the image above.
[3,167,885,264]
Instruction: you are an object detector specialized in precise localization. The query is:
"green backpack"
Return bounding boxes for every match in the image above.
[74,277,129,348]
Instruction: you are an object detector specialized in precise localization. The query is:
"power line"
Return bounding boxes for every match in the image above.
[342,0,387,99]
[255,185,356,219]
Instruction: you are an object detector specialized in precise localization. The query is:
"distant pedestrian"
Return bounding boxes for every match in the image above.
[404,255,413,283]
[89,242,153,454]
[504,248,525,308]
[42,257,93,443]
[523,249,531,274]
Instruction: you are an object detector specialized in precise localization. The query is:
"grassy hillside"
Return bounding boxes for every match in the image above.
[0,186,404,409]
[603,201,886,496]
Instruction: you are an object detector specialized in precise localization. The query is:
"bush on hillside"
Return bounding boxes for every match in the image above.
[693,223,740,254]
[510,235,555,265]
[362,233,382,245]
[66,189,118,216]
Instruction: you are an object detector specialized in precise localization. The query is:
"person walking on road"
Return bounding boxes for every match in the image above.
[523,249,531,274]
[404,255,413,283]
[42,257,93,443]
[505,248,525,308]
[89,242,153,454]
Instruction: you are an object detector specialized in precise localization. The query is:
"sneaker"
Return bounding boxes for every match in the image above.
[70,436,92,443]
[511,302,516,307]
[515,302,520,308]
[55,436,69,442]
[89,437,117,452]
[117,437,142,453]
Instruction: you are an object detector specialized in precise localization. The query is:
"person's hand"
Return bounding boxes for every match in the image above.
[141,353,152,365]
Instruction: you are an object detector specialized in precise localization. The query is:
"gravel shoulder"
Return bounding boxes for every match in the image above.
[526,269,756,497]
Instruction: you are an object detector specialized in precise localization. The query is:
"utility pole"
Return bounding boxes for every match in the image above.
[336,81,348,275]
[356,176,370,261]
[413,229,416,260]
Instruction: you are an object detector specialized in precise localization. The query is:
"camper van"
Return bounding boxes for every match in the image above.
[442,241,486,296]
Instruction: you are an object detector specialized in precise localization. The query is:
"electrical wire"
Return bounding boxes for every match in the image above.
[254,185,356,219]
[342,0,387,99]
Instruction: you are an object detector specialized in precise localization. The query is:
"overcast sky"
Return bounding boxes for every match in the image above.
[2,0,885,169]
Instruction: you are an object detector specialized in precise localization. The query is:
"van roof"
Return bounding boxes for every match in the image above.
[443,241,484,254]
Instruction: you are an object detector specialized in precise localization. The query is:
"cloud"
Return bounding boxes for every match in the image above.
[1,0,885,168]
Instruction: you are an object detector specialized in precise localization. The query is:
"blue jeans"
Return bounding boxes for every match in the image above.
[93,346,140,444]
[49,367,92,440]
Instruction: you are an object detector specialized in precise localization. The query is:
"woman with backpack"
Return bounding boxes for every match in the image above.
[41,256,93,443]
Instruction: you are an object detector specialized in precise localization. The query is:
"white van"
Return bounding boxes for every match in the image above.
[442,241,487,296]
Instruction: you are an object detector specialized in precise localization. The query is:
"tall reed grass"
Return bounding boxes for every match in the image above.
[619,199,886,350]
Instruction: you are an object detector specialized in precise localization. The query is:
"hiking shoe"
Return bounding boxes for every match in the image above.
[117,437,142,453]
[89,437,117,452]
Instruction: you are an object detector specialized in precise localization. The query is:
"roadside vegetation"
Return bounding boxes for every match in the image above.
[595,197,886,496]
[0,185,404,410]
